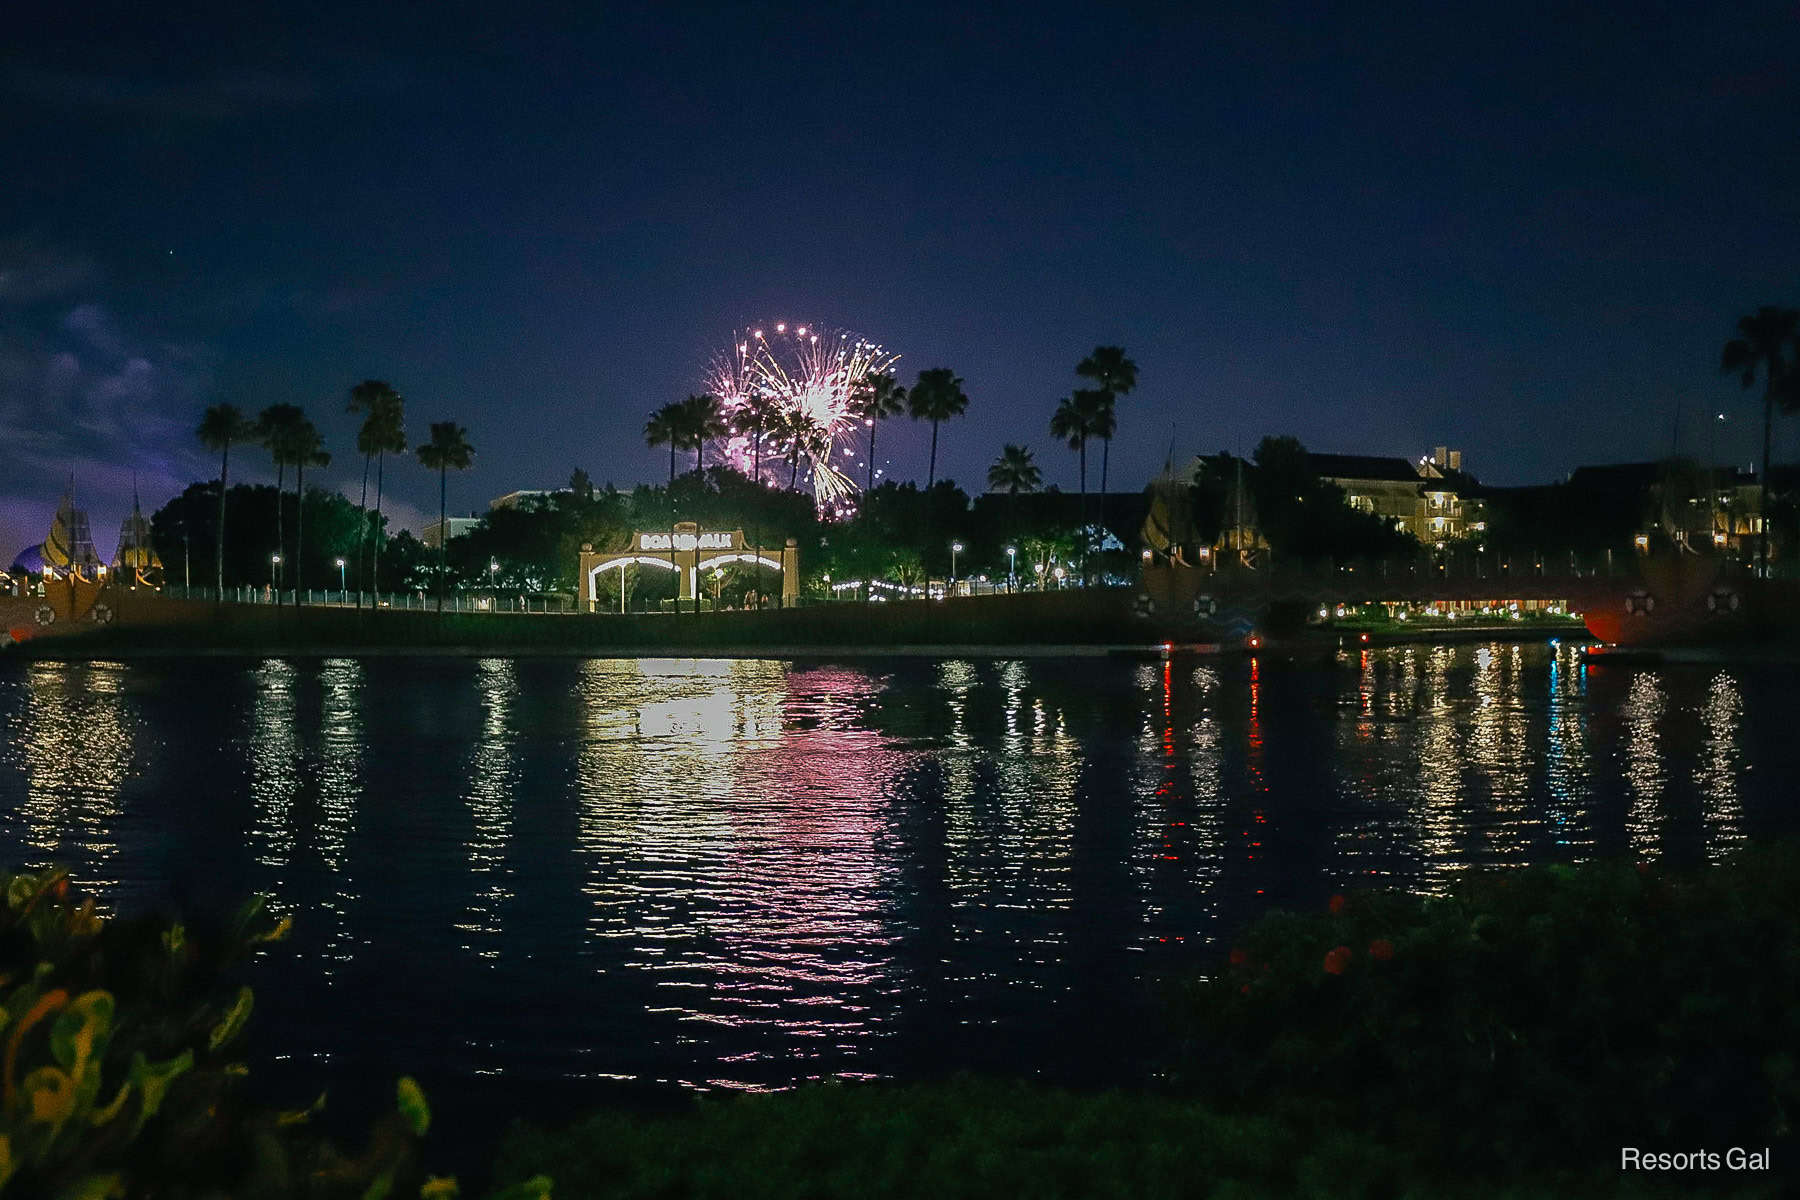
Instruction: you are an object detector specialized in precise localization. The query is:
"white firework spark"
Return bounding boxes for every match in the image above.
[707,322,900,513]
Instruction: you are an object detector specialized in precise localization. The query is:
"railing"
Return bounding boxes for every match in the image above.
[157,585,576,613]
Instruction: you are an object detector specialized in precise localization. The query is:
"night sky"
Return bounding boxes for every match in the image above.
[4,1,1797,559]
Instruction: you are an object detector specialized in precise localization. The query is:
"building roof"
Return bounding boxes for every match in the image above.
[1309,453,1423,483]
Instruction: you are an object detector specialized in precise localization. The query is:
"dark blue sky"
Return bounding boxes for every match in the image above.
[4,1,1797,557]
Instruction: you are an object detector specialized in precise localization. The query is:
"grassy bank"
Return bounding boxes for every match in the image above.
[12,590,1153,658]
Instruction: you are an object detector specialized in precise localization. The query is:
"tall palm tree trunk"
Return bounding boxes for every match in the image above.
[668,442,679,615]
[295,465,306,609]
[1099,436,1111,568]
[215,443,230,601]
[371,452,386,601]
[1760,380,1775,577]
[436,464,448,614]
[1078,440,1088,584]
[274,462,286,608]
[356,452,371,609]
[928,421,940,489]
[866,425,877,493]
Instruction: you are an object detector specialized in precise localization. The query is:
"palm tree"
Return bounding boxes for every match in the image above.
[289,420,330,607]
[1051,390,1108,581]
[851,372,907,493]
[348,380,405,606]
[906,368,969,489]
[775,407,825,490]
[645,403,685,486]
[416,422,475,614]
[1721,307,1800,576]
[645,403,688,613]
[988,443,1042,495]
[989,443,1042,557]
[257,404,306,604]
[196,403,257,600]
[734,391,783,485]
[681,393,729,475]
[1076,346,1138,541]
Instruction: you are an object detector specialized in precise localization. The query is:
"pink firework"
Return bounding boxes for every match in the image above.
[707,322,900,512]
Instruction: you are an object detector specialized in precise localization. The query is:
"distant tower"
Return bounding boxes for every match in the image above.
[44,482,104,579]
[112,485,163,587]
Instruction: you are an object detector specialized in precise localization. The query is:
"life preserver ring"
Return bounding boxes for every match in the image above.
[1705,590,1740,615]
[34,605,55,626]
[89,603,114,624]
[1194,594,1218,617]
[1624,592,1654,616]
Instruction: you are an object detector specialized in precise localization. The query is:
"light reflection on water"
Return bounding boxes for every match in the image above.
[0,645,1792,1106]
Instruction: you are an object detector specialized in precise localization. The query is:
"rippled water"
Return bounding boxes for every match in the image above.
[0,644,1793,1147]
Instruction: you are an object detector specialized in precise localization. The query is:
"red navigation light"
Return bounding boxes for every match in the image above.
[1248,635,1261,649]
[1360,632,1369,643]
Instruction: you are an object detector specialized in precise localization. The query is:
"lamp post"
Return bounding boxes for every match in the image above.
[270,554,281,601]
[1006,545,1016,594]
[335,557,347,601]
[1052,565,1066,590]
[489,559,499,609]
[950,541,963,594]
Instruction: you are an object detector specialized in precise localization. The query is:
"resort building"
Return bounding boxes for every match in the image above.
[1312,447,1484,543]
[420,515,482,548]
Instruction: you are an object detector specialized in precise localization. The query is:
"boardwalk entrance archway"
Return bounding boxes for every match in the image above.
[579,523,798,612]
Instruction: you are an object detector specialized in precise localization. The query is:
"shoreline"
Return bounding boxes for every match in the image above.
[6,626,1588,662]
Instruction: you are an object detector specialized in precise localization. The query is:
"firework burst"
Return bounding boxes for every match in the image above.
[707,322,900,513]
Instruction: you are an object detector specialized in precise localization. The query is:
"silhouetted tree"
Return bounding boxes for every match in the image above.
[195,403,257,600]
[348,380,405,605]
[851,372,907,493]
[1721,306,1799,575]
[417,421,474,613]
[907,368,969,489]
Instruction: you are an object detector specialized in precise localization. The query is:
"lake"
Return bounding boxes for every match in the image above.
[1,643,1793,1159]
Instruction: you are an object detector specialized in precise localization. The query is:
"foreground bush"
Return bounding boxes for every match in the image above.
[497,847,1800,1199]
[493,1075,1788,1200]
[1174,845,1800,1177]
[0,867,551,1199]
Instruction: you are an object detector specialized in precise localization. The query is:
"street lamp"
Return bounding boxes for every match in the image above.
[270,553,281,598]
[335,557,347,599]
[1052,565,1066,589]
[1006,545,1016,593]
[950,541,963,592]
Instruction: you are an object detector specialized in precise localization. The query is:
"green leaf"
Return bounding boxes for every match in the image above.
[130,1049,194,1131]
[397,1076,431,1136]
[208,986,254,1053]
[364,1170,395,1200]
[53,1172,125,1200]
[484,1175,553,1200]
[6,875,37,911]
[51,991,114,1075]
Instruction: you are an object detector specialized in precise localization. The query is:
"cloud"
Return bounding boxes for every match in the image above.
[0,240,215,561]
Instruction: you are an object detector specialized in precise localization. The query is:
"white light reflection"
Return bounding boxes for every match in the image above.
[14,662,134,899]
[456,659,517,959]
[314,659,365,979]
[1696,672,1744,861]
[1622,672,1666,859]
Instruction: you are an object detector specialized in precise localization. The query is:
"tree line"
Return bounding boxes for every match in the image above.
[192,383,474,611]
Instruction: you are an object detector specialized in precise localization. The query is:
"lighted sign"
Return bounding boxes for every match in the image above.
[639,531,737,552]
